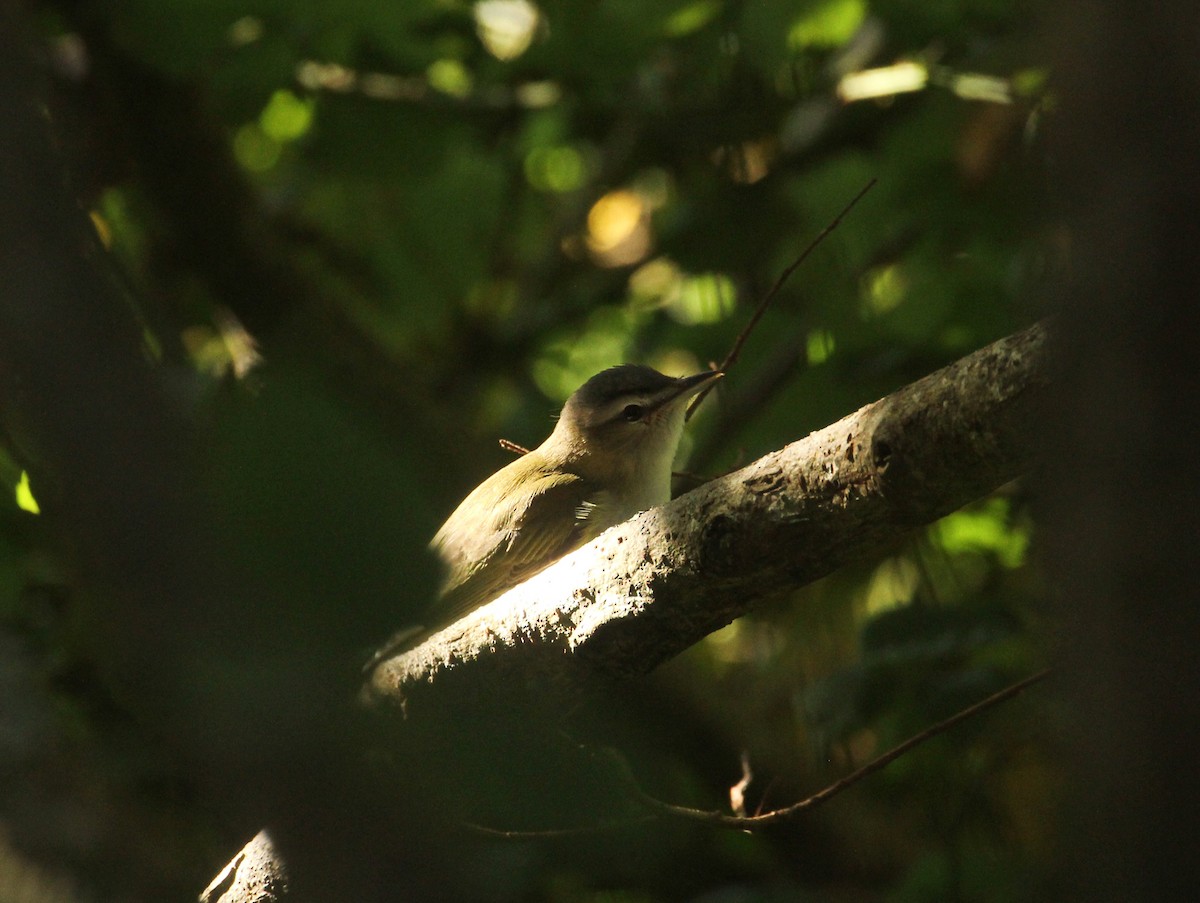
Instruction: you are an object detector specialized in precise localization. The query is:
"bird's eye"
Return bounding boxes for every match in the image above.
[622,404,643,422]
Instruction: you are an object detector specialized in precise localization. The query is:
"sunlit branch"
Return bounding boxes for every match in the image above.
[367,322,1049,712]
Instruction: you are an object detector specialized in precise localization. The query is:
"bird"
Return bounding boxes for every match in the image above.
[428,363,723,624]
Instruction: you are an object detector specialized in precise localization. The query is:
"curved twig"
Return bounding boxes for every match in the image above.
[616,668,1051,828]
[464,668,1051,838]
[686,177,878,420]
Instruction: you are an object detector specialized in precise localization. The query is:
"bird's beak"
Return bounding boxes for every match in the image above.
[651,370,724,412]
[672,369,724,401]
[638,370,724,416]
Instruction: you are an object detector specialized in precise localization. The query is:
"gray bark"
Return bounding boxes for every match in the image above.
[200,831,289,903]
[366,322,1048,716]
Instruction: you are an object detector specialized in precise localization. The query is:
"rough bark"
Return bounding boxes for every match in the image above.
[366,321,1048,715]
[200,831,289,903]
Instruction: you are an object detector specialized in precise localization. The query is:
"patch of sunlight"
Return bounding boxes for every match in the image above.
[587,190,643,250]
[295,60,356,93]
[628,256,683,311]
[860,263,907,317]
[524,144,586,192]
[704,621,745,663]
[726,139,775,184]
[789,0,866,50]
[228,16,263,47]
[474,0,541,61]
[586,189,651,267]
[259,90,314,143]
[1012,68,1048,98]
[88,210,112,248]
[838,61,928,103]
[664,0,721,37]
[532,306,635,400]
[806,328,836,365]
[359,72,423,101]
[945,71,1012,104]
[631,167,672,210]
[181,310,261,380]
[15,471,39,515]
[515,80,561,108]
[427,58,473,98]
[863,556,920,617]
[935,498,1029,569]
[666,272,736,325]
[95,188,145,260]
[233,125,281,173]
[703,619,783,665]
[650,348,703,382]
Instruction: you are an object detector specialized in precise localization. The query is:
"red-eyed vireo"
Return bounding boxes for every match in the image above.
[430,364,723,624]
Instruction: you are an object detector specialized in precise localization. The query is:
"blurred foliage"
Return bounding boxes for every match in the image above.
[4,0,1055,898]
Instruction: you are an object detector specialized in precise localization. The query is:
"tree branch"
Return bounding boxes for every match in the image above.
[612,667,1051,828]
[365,322,1048,715]
[463,668,1051,838]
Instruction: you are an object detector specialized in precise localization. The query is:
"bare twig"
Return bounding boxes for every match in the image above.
[459,668,1050,839]
[499,438,531,456]
[498,180,876,461]
[686,177,878,421]
[615,668,1051,828]
[463,815,656,839]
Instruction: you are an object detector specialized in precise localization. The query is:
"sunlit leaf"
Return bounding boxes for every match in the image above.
[427,59,473,98]
[666,272,736,325]
[474,0,541,61]
[233,124,282,172]
[805,328,836,365]
[259,89,314,142]
[935,497,1030,569]
[524,145,587,192]
[664,0,722,37]
[15,471,39,515]
[789,0,867,49]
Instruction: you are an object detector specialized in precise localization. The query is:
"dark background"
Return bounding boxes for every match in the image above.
[1,0,1194,900]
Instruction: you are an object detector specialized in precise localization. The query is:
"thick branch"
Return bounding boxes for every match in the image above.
[366,322,1048,714]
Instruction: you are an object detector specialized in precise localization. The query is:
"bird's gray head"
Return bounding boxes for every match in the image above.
[549,364,722,467]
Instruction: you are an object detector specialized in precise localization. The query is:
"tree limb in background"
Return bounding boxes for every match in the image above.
[366,321,1048,714]
[613,668,1051,828]
[465,668,1051,838]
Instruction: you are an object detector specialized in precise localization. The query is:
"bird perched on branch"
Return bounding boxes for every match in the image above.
[430,364,722,623]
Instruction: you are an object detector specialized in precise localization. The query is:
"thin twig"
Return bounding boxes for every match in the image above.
[464,668,1050,840]
[617,667,1051,828]
[463,815,656,839]
[499,438,531,456]
[686,177,878,421]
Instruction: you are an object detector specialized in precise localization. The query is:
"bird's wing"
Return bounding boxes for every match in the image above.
[430,468,600,624]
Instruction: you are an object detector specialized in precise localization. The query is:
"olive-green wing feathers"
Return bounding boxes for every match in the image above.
[429,461,601,624]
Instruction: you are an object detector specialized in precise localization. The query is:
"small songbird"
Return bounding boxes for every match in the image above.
[429,364,723,624]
